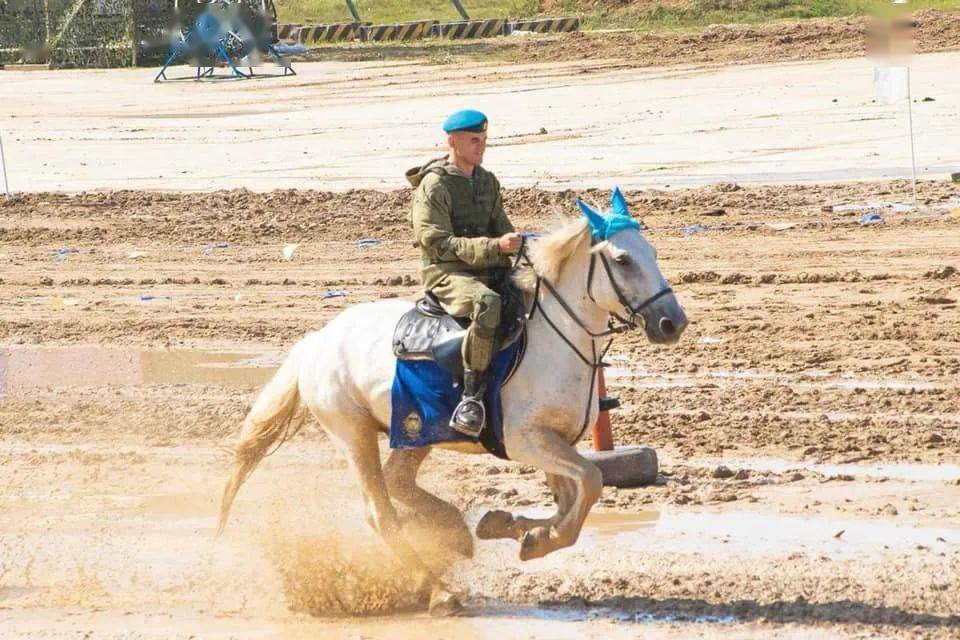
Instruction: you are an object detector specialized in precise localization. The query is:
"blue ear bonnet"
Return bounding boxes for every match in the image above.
[577,187,641,240]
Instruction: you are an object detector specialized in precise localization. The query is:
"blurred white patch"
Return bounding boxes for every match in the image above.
[874,67,909,104]
[52,297,80,309]
[281,244,299,261]
[766,222,798,231]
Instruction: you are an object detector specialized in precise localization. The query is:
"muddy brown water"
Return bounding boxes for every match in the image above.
[0,345,281,394]
[682,455,960,483]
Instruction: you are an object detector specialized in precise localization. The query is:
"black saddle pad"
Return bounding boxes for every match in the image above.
[392,274,526,378]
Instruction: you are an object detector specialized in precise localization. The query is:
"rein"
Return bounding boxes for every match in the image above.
[514,236,671,443]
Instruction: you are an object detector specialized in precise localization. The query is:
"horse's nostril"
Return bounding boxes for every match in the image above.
[659,317,676,335]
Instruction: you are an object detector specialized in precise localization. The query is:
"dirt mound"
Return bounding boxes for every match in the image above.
[538,0,692,10]
[4,180,957,246]
[295,10,960,70]
[503,9,960,67]
[0,189,414,244]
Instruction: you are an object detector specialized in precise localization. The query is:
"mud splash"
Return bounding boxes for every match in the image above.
[265,529,426,617]
[262,505,471,617]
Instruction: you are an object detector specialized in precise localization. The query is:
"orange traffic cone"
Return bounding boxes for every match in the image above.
[592,366,614,452]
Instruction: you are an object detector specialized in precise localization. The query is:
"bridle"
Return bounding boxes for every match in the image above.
[588,250,674,330]
[515,236,673,442]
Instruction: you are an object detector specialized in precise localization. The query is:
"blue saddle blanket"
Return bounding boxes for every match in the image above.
[390,336,525,452]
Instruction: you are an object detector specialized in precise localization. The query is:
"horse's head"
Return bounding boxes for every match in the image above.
[578,188,688,344]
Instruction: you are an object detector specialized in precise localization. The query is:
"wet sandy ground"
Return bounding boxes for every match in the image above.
[3,11,960,632]
[2,178,960,637]
[3,49,960,193]
[1,432,959,638]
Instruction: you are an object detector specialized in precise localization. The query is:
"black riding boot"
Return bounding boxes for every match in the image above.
[450,369,486,437]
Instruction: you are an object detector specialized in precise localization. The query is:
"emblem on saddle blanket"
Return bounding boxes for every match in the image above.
[402,412,422,438]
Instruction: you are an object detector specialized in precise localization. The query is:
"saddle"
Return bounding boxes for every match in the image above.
[392,282,526,379]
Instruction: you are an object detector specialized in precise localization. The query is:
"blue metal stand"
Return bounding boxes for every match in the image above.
[154,7,295,82]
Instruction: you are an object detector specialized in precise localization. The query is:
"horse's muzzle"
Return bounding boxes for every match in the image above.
[641,295,688,344]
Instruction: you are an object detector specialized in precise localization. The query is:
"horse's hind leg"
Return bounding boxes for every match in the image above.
[384,448,473,558]
[476,474,574,541]
[328,419,462,616]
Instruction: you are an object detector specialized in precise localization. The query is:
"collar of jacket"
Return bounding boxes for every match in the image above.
[405,156,485,187]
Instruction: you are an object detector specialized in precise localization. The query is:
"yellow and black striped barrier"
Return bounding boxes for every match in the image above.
[509,17,581,34]
[360,20,437,42]
[276,24,302,41]
[395,20,437,41]
[360,24,395,42]
[432,19,507,40]
[297,23,361,43]
[293,16,579,46]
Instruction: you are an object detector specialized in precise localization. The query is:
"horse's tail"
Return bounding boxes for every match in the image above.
[216,340,306,536]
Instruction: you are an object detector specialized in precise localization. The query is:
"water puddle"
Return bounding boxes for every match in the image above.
[1,606,734,640]
[605,365,947,392]
[683,456,960,483]
[586,509,661,534]
[578,509,959,558]
[0,345,281,393]
[123,492,219,518]
[498,506,959,559]
[0,440,340,470]
[463,602,736,627]
[0,441,221,458]
[831,201,913,214]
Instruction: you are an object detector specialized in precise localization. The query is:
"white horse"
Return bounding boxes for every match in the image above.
[217,198,688,615]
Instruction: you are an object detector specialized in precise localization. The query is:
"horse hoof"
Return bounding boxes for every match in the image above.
[476,510,516,540]
[519,526,553,561]
[429,588,463,617]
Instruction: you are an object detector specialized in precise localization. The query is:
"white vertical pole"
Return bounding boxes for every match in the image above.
[0,131,9,198]
[906,67,918,208]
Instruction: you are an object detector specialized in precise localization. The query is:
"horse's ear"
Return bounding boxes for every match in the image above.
[610,187,630,218]
[577,199,607,238]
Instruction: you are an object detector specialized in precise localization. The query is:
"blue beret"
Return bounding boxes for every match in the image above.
[443,109,488,133]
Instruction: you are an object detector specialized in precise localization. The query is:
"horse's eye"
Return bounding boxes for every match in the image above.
[614,253,632,266]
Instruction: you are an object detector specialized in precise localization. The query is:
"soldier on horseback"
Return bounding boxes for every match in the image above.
[405,109,522,437]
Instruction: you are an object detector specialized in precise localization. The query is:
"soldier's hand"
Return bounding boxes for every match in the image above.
[498,232,522,255]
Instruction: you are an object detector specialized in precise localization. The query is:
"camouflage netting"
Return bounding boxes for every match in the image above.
[0,0,174,67]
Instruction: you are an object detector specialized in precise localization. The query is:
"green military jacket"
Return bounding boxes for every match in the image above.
[406,157,515,290]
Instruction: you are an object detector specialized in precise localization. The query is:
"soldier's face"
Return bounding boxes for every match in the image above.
[448,131,487,166]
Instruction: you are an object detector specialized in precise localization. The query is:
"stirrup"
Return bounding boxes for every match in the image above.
[450,397,486,437]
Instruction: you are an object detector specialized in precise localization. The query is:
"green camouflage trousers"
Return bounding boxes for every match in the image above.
[430,273,501,372]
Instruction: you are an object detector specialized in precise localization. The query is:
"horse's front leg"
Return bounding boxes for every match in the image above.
[503,426,602,560]
[476,474,574,541]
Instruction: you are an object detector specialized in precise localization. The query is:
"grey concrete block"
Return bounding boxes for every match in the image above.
[581,445,658,488]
